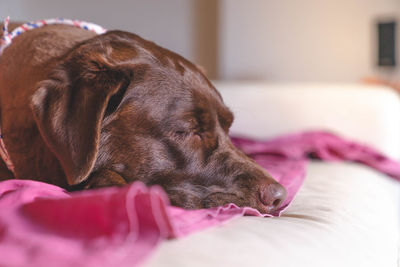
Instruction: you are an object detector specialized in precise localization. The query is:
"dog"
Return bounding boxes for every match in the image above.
[0,23,286,214]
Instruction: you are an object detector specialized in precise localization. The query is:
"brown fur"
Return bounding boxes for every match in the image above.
[0,25,286,213]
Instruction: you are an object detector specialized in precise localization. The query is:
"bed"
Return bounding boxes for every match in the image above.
[145,82,400,267]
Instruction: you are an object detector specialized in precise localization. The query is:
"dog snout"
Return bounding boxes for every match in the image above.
[259,182,287,213]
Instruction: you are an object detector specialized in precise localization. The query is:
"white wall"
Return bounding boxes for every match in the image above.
[219,0,400,82]
[2,1,400,82]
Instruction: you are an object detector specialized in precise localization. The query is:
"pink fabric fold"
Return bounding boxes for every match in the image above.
[1,131,400,266]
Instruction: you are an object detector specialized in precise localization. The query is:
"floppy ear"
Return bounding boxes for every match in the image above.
[30,34,136,185]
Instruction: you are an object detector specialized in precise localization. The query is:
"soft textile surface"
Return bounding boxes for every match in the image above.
[216,82,400,159]
[146,162,400,267]
[0,131,399,267]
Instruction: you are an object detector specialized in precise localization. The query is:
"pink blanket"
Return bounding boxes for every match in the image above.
[1,131,400,266]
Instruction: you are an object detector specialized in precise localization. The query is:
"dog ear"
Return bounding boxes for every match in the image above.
[30,34,137,185]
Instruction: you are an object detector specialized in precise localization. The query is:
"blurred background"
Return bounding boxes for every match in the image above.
[0,0,399,82]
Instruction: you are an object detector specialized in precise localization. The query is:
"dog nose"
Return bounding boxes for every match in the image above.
[259,183,287,213]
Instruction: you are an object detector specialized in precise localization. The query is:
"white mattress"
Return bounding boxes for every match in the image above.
[145,162,400,267]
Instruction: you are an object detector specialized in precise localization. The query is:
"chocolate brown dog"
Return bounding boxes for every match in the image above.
[0,24,286,213]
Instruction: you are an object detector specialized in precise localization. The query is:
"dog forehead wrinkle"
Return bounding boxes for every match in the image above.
[135,45,167,66]
[164,57,185,74]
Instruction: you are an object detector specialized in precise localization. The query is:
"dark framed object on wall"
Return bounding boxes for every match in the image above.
[377,21,396,67]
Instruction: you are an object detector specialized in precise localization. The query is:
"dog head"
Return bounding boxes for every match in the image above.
[31,31,286,214]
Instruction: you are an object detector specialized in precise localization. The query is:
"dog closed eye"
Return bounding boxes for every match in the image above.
[174,130,202,141]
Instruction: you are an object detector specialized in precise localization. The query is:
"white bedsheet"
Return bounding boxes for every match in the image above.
[145,162,400,267]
